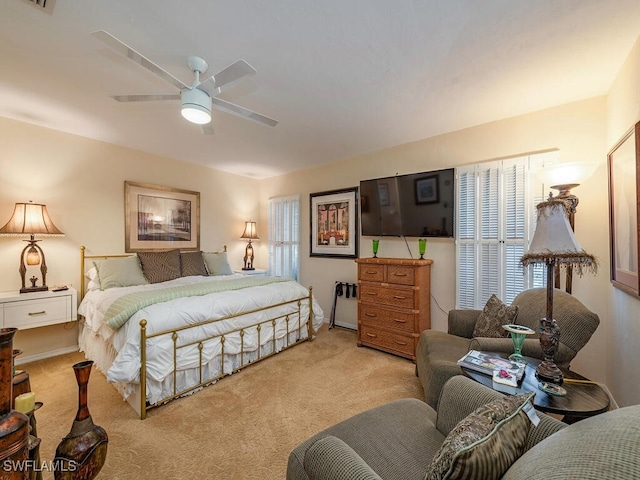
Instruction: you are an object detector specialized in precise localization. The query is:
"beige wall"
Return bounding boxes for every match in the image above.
[261,96,612,390]
[3,38,639,406]
[606,34,640,407]
[0,118,260,362]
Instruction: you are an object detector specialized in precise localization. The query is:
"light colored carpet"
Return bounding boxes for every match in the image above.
[23,325,424,479]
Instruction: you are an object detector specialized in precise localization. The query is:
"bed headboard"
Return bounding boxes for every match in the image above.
[79,245,228,300]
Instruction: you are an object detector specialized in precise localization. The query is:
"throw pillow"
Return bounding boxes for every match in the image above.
[424,392,535,480]
[203,251,234,275]
[93,255,148,290]
[472,294,518,338]
[137,249,182,284]
[180,251,208,277]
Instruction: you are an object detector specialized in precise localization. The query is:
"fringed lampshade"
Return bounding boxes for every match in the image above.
[521,195,597,391]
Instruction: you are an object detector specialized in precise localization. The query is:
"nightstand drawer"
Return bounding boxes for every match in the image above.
[4,296,71,329]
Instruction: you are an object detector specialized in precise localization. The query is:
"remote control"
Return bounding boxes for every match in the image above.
[52,286,68,292]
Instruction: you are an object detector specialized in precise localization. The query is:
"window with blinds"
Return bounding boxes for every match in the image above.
[456,152,553,309]
[268,195,300,280]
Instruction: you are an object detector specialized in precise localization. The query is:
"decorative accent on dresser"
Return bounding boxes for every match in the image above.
[54,361,108,480]
[0,328,30,479]
[355,257,432,361]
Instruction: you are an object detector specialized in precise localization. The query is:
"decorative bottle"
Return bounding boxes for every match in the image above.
[54,361,108,480]
[0,328,30,479]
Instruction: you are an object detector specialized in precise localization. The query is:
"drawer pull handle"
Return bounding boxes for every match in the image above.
[394,340,408,346]
[393,273,408,277]
[392,295,406,300]
[28,311,46,316]
[366,292,378,296]
[365,270,378,274]
[366,333,377,338]
[394,319,407,323]
[365,313,377,317]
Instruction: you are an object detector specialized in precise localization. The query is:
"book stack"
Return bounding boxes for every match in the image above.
[457,350,526,394]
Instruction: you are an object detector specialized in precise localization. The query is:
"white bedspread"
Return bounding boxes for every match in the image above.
[79,274,324,396]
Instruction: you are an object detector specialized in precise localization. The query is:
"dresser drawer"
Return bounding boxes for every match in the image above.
[358,304,414,333]
[359,285,415,309]
[386,265,416,286]
[4,296,71,329]
[359,325,415,357]
[358,264,384,282]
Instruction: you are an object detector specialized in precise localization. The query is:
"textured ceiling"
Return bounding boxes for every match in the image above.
[1,1,640,178]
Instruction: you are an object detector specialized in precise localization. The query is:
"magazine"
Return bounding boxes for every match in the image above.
[457,350,526,380]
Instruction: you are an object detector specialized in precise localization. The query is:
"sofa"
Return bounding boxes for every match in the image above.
[286,375,639,480]
[415,287,600,408]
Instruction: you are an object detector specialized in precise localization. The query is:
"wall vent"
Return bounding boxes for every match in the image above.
[21,0,56,14]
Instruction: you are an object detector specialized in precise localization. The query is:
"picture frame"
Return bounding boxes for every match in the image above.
[310,187,358,258]
[125,181,200,252]
[414,174,440,205]
[608,120,640,296]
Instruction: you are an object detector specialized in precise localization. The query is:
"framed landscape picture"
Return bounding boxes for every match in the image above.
[608,120,640,296]
[125,181,200,252]
[310,187,358,258]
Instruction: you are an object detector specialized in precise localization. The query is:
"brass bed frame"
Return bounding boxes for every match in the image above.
[79,246,315,419]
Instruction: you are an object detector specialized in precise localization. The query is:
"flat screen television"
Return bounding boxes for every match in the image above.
[360,168,455,237]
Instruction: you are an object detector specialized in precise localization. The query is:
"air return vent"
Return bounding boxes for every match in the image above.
[21,0,56,14]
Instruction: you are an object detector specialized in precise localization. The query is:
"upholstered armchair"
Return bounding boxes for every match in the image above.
[415,288,600,408]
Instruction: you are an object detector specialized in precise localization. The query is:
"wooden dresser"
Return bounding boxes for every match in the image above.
[355,257,432,361]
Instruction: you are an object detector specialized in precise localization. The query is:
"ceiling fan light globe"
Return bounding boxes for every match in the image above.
[181,88,212,124]
[181,105,211,124]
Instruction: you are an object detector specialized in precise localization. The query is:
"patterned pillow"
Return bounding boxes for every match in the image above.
[137,250,182,284]
[180,251,208,277]
[424,392,534,480]
[472,294,518,338]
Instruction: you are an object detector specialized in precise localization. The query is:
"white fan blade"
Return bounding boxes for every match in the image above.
[199,60,256,95]
[112,94,181,102]
[93,30,187,91]
[211,97,278,127]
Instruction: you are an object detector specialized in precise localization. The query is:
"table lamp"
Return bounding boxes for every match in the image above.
[520,194,597,392]
[240,221,259,270]
[0,202,64,293]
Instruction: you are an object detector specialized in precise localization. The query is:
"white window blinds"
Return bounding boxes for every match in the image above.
[456,152,553,309]
[268,195,300,280]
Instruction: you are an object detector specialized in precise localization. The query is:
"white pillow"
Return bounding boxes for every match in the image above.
[202,251,234,275]
[93,255,149,290]
[85,267,100,291]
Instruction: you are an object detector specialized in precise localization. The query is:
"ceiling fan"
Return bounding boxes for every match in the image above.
[92,30,278,134]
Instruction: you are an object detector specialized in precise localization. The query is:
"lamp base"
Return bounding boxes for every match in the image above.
[20,286,48,294]
[241,267,255,271]
[535,360,564,385]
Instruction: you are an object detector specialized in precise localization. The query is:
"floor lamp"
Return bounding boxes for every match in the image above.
[520,194,597,393]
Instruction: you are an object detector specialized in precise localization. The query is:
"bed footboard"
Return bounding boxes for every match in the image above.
[138,287,314,419]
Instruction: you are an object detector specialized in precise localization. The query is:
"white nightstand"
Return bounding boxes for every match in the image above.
[0,287,78,330]
[234,268,268,277]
